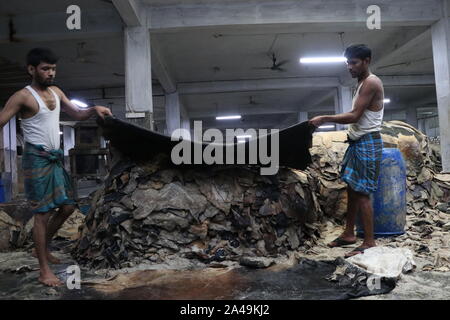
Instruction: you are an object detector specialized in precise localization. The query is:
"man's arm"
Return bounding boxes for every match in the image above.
[52,86,113,121]
[0,92,24,129]
[309,79,378,127]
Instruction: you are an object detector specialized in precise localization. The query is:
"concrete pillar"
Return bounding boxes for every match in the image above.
[424,120,430,136]
[334,90,341,130]
[165,92,181,136]
[0,116,17,200]
[297,111,308,123]
[181,117,191,140]
[63,126,75,171]
[160,123,167,135]
[418,119,426,133]
[335,86,353,131]
[406,106,418,128]
[124,26,154,130]
[431,7,450,172]
[424,118,433,137]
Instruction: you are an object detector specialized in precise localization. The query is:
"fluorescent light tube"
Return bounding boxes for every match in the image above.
[216,115,241,120]
[300,57,347,64]
[71,99,88,108]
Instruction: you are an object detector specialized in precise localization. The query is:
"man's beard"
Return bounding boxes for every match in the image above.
[37,76,54,87]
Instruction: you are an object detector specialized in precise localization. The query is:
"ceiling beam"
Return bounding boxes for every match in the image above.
[178,77,339,95]
[112,0,145,27]
[199,118,290,130]
[184,104,335,119]
[147,0,441,31]
[276,114,300,129]
[177,90,436,120]
[380,75,435,87]
[372,29,432,71]
[0,10,122,43]
[404,94,437,108]
[151,45,177,93]
[176,75,434,96]
[300,89,336,109]
[155,97,436,122]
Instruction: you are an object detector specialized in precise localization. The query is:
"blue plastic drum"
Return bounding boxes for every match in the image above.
[356,148,407,237]
[0,178,5,203]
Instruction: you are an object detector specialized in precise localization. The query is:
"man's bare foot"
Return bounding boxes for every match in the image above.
[31,248,61,264]
[344,243,376,258]
[328,234,357,248]
[38,271,63,287]
[46,252,61,264]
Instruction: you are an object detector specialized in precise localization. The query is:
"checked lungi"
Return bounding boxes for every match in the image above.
[340,131,383,195]
[22,142,76,213]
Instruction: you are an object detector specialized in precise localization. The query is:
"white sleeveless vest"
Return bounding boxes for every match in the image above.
[22,85,61,151]
[347,74,384,141]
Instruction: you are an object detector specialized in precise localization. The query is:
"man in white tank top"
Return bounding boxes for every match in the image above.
[0,48,113,286]
[309,44,384,258]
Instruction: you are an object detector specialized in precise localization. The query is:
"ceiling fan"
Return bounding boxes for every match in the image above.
[253,53,289,72]
[8,17,23,43]
[248,96,261,105]
[64,42,97,64]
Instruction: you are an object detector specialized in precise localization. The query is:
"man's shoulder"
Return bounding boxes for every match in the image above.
[367,74,383,86]
[11,88,31,103]
[362,75,383,92]
[49,85,63,97]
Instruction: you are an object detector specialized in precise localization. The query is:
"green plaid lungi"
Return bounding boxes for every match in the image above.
[22,142,76,213]
[340,131,383,195]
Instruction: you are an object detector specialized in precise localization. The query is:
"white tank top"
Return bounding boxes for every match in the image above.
[22,86,61,151]
[347,74,384,140]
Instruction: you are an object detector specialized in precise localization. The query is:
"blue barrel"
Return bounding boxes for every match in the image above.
[79,204,91,215]
[356,148,406,237]
[0,179,5,203]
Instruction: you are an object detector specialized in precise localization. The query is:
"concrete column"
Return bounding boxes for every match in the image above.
[424,120,430,136]
[334,90,341,131]
[406,106,418,128]
[181,117,191,139]
[0,116,17,200]
[158,123,167,135]
[124,26,154,130]
[63,126,75,171]
[424,118,434,137]
[418,119,426,133]
[180,101,192,139]
[335,86,353,131]
[165,92,181,136]
[431,8,450,172]
[297,111,308,123]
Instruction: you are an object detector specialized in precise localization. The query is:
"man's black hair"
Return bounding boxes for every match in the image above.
[344,44,372,61]
[26,48,58,67]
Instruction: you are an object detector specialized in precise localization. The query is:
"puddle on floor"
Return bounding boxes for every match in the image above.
[0,255,395,300]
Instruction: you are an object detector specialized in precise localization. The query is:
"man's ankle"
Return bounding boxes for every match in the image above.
[40,266,53,274]
[342,232,355,238]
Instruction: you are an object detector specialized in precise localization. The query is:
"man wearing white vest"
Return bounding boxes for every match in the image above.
[309,44,384,258]
[0,48,113,286]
